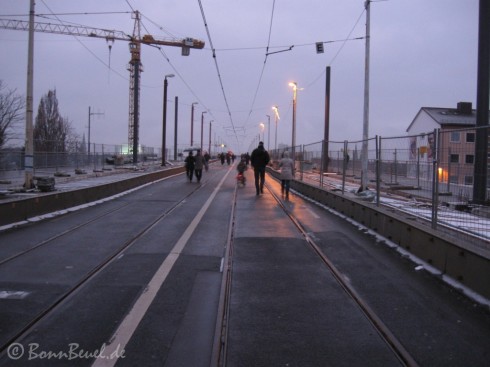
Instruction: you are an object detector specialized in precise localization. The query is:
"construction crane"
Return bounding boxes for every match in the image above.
[0,11,205,164]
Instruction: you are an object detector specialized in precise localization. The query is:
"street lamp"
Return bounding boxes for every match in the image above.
[289,82,298,158]
[266,114,270,151]
[200,111,207,151]
[259,122,265,142]
[162,73,175,166]
[209,120,213,155]
[272,105,280,152]
[190,102,198,146]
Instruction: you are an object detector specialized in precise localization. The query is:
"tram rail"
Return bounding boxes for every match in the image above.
[0,178,205,356]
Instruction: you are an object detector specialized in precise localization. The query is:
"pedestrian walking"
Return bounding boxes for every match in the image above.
[250,141,270,195]
[279,150,295,199]
[204,151,210,172]
[194,150,205,183]
[185,151,195,182]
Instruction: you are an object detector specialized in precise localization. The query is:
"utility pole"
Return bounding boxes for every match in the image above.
[191,102,197,146]
[266,115,271,150]
[324,66,331,173]
[162,74,174,166]
[174,96,178,161]
[24,0,35,189]
[209,120,213,155]
[360,0,371,192]
[200,111,207,151]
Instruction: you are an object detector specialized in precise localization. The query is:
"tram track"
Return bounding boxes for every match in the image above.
[0,202,133,267]
[0,178,207,356]
[265,184,419,367]
[215,175,419,367]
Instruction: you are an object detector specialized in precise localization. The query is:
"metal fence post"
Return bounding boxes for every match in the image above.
[447,146,451,193]
[376,135,380,207]
[417,146,420,188]
[431,129,440,229]
[342,140,347,194]
[300,144,304,181]
[320,140,325,188]
[394,148,398,184]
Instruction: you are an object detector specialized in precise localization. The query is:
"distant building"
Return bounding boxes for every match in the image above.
[406,102,489,190]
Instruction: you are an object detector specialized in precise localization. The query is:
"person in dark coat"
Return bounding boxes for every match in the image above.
[279,150,295,199]
[250,141,270,195]
[194,150,205,183]
[185,151,195,182]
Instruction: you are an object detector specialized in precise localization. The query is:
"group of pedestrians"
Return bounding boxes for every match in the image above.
[184,150,209,183]
[219,152,236,165]
[249,141,295,198]
[185,143,295,198]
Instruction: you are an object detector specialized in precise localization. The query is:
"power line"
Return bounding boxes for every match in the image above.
[243,0,277,139]
[305,8,366,89]
[197,0,239,148]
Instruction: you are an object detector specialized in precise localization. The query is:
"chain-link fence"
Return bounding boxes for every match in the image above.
[0,140,199,178]
[270,127,490,246]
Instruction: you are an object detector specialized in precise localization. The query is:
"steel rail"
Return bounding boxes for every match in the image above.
[0,179,205,355]
[0,202,132,266]
[264,181,420,367]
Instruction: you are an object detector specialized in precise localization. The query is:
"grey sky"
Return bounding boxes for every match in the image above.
[0,0,479,154]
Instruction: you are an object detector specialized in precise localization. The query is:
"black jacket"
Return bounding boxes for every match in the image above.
[250,146,270,168]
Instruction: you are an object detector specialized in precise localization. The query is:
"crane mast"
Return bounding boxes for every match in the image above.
[128,11,142,163]
[0,12,205,164]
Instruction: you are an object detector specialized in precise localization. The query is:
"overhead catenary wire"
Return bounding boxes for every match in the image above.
[197,0,240,149]
[243,0,277,131]
[305,8,366,89]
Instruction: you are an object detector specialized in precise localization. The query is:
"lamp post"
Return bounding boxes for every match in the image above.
[266,114,270,150]
[289,82,298,157]
[190,102,198,147]
[209,120,213,155]
[162,74,174,166]
[200,111,207,151]
[259,122,265,142]
[272,105,280,152]
[174,96,178,161]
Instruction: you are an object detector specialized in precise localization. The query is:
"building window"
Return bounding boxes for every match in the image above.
[464,176,474,185]
[450,131,460,142]
[450,175,458,184]
[466,132,475,143]
[465,155,474,164]
[450,154,459,163]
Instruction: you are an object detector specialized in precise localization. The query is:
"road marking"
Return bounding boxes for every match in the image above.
[305,207,320,219]
[0,290,29,299]
[92,167,233,367]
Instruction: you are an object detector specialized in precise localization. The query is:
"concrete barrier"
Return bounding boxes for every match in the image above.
[0,166,185,227]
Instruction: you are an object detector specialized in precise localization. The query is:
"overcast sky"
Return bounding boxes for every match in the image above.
[0,0,480,154]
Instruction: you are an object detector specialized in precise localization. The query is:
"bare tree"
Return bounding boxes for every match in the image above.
[0,80,25,149]
[34,89,73,153]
